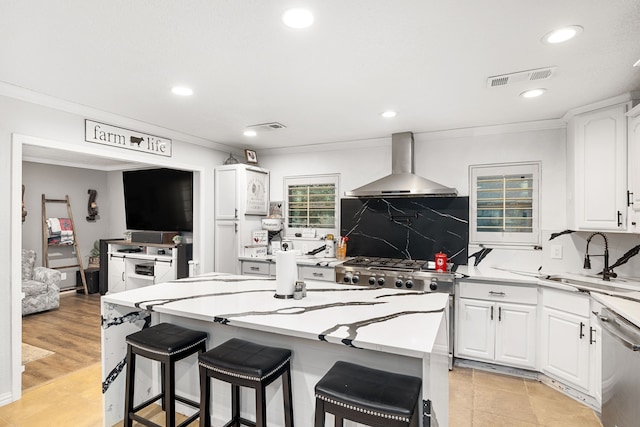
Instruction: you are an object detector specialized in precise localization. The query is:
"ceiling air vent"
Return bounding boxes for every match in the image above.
[246,122,287,131]
[487,66,557,88]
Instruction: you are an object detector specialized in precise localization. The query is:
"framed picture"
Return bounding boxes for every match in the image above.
[245,169,269,215]
[245,149,258,164]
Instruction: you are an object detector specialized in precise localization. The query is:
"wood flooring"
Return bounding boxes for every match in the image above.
[21,290,102,390]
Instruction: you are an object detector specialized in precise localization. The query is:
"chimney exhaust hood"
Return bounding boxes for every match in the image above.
[345,132,457,198]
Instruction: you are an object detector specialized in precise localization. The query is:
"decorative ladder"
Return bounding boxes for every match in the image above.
[41,195,88,295]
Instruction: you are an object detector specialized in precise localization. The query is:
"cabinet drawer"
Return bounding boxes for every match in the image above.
[242,261,271,276]
[299,266,335,282]
[459,281,537,304]
[542,288,590,317]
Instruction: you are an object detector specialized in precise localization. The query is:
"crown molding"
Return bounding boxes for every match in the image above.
[562,92,640,121]
[0,81,234,152]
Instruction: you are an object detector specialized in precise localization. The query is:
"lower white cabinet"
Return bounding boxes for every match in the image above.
[456,281,537,369]
[241,260,274,277]
[539,288,595,392]
[298,265,335,282]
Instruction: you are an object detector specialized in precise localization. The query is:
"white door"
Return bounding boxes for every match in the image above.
[215,167,238,220]
[574,103,628,230]
[495,303,537,369]
[107,256,126,293]
[214,220,239,274]
[540,307,590,390]
[153,260,174,284]
[456,298,495,362]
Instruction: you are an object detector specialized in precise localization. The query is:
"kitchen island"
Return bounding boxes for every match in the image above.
[101,273,450,427]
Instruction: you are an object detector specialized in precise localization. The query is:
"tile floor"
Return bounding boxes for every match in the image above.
[0,362,603,426]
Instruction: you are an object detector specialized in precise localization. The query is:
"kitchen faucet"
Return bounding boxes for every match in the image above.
[583,232,616,281]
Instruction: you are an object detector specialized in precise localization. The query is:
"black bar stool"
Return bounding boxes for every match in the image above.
[124,322,208,427]
[314,361,422,427]
[198,338,294,427]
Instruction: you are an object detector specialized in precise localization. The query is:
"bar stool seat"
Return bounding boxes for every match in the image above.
[124,322,208,427]
[198,338,294,427]
[314,361,421,427]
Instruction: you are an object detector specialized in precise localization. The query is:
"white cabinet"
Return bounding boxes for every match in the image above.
[572,103,629,230]
[540,288,595,392]
[106,241,192,293]
[456,281,537,369]
[627,104,640,231]
[214,165,269,273]
[241,260,274,277]
[298,265,335,282]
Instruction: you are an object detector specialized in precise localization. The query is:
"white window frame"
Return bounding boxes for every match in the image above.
[469,162,541,245]
[283,174,340,237]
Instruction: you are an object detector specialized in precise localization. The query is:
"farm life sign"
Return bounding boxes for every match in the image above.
[85,120,172,157]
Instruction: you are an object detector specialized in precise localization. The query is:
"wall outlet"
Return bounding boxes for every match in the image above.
[61,272,67,280]
[550,244,563,260]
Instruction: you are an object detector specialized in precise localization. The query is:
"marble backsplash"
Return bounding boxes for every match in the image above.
[340,197,469,265]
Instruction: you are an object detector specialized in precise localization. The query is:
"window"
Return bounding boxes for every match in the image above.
[284,174,339,235]
[470,162,540,245]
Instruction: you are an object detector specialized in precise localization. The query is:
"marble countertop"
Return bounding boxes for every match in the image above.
[457,265,640,328]
[239,255,348,267]
[102,273,449,358]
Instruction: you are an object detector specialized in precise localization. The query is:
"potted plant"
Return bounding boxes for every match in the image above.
[88,240,100,268]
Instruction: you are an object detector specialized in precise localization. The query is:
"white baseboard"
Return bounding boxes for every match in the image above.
[0,391,14,407]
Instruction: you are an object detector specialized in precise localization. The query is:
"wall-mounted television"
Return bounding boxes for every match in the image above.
[123,168,193,232]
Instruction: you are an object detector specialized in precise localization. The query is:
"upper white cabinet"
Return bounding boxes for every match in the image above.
[572,102,629,231]
[627,104,640,231]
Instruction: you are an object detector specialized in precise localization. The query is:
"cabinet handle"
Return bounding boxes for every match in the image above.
[250,266,259,271]
[234,208,238,219]
[628,190,634,207]
[313,272,324,277]
[490,306,494,320]
[618,211,623,227]
[234,222,238,233]
[498,306,502,321]
[580,322,585,339]
[121,272,125,282]
[590,327,596,344]
[488,291,506,297]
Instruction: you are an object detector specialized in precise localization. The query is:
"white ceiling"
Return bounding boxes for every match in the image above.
[3,1,640,153]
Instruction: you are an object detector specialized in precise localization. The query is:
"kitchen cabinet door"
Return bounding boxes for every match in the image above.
[215,167,238,220]
[627,106,640,232]
[107,256,126,294]
[495,303,537,369]
[153,261,174,284]
[215,220,239,274]
[573,103,628,230]
[540,306,590,391]
[456,298,495,362]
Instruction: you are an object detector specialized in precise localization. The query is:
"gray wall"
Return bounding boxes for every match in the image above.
[22,162,110,288]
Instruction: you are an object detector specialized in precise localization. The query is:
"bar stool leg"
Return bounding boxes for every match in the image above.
[123,347,136,427]
[161,362,166,411]
[282,367,294,427]
[231,383,240,425]
[314,398,325,427]
[165,356,175,427]
[256,383,267,427]
[199,365,210,427]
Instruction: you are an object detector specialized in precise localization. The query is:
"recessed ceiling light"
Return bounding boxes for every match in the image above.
[243,130,257,137]
[634,58,640,67]
[282,8,314,29]
[520,88,547,98]
[381,111,398,118]
[542,25,583,44]
[171,86,193,96]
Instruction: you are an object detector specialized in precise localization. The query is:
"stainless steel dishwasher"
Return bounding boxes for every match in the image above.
[599,307,640,427]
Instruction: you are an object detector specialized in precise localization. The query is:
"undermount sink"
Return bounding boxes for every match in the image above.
[543,275,635,294]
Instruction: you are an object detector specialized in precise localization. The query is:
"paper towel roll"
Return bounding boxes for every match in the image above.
[275,250,298,298]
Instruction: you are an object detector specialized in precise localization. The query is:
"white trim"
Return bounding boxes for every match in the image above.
[562,92,639,121]
[283,174,340,237]
[0,81,233,152]
[0,392,13,407]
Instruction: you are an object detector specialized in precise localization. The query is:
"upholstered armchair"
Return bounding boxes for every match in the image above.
[22,249,61,315]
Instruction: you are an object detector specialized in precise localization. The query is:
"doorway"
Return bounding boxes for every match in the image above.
[11,133,206,400]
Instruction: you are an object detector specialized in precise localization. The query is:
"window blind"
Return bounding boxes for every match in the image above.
[287,183,336,229]
[476,174,533,233]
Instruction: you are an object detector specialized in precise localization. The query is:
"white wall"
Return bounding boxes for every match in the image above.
[22,162,110,288]
[261,126,567,272]
[0,92,229,403]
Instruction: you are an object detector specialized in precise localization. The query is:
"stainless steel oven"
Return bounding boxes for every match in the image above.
[599,306,640,427]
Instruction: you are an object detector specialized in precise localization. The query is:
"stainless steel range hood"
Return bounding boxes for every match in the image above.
[345,131,458,197]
